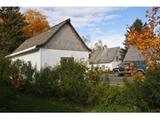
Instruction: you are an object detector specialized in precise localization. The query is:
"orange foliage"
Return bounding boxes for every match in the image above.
[127,7,160,69]
[23,9,49,37]
[0,17,4,24]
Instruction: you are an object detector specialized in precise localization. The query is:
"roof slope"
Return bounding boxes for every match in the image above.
[89,46,120,64]
[13,19,90,54]
[124,47,145,61]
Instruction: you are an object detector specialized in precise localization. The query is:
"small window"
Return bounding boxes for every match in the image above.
[101,65,105,70]
[60,57,74,64]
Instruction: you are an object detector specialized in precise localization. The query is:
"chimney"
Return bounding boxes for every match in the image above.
[104,45,108,49]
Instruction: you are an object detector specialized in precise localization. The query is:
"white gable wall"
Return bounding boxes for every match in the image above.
[11,50,41,70]
[40,48,89,68]
[10,21,90,70]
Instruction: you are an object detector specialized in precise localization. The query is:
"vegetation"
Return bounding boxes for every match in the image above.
[120,18,144,61]
[0,94,86,112]
[0,7,50,55]
[0,7,160,112]
[23,9,50,38]
[1,55,160,112]
[127,7,160,69]
[0,7,27,54]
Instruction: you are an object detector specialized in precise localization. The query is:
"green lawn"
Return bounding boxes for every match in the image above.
[0,94,91,112]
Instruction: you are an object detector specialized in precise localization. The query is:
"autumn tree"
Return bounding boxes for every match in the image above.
[127,7,160,69]
[0,7,27,54]
[120,18,144,61]
[23,9,50,38]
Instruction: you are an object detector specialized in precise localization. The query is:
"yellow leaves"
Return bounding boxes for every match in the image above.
[126,8,160,70]
[129,31,160,69]
[23,9,49,37]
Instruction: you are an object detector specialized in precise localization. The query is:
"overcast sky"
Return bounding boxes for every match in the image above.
[21,7,151,48]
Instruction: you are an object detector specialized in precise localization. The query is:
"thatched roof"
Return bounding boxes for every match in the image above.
[13,18,90,54]
[123,47,145,62]
[89,46,120,64]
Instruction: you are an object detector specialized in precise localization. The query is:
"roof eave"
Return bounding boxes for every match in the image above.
[6,46,37,58]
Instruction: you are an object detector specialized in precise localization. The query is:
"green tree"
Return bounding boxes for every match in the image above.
[120,18,144,61]
[0,7,27,55]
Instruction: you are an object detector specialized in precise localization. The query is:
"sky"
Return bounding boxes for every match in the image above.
[21,7,151,48]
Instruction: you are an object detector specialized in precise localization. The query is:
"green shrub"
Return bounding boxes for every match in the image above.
[142,65,160,111]
[0,55,11,82]
[120,64,160,112]
[33,67,59,97]
[10,60,35,91]
[0,56,17,109]
[120,77,148,111]
[87,68,109,84]
[95,86,124,111]
[56,60,90,104]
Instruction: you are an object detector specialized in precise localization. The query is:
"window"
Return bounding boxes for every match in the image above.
[60,57,74,64]
[101,65,105,70]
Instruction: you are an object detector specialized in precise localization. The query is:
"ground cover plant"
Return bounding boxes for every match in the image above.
[1,55,160,112]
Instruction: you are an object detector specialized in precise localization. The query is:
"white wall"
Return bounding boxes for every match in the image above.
[40,48,89,68]
[92,63,112,70]
[112,61,121,69]
[11,48,89,70]
[92,61,121,70]
[11,50,41,70]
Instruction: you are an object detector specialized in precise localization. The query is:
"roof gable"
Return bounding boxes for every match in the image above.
[123,47,145,62]
[43,22,90,51]
[90,46,120,64]
[13,19,90,54]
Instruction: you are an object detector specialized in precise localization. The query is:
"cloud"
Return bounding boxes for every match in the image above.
[86,27,125,48]
[101,34,125,48]
[20,7,126,48]
[20,7,123,28]
[88,33,125,48]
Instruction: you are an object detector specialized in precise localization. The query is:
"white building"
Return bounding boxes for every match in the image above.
[89,46,121,70]
[7,19,91,70]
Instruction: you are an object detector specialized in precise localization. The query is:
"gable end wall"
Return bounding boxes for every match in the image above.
[43,23,88,51]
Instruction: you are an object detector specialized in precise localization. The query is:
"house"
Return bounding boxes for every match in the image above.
[123,47,146,70]
[123,47,145,62]
[89,45,121,70]
[7,19,91,70]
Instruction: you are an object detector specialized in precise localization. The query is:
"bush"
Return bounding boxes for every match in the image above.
[120,77,148,111]
[0,56,17,109]
[32,67,59,97]
[120,64,160,112]
[10,60,35,91]
[56,60,90,104]
[87,67,109,84]
[142,65,160,111]
[95,86,125,111]
[0,55,11,82]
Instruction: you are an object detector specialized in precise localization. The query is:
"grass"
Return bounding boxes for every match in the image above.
[0,94,90,112]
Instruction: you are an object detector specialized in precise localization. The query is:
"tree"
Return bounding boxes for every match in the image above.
[120,18,144,61]
[0,7,27,54]
[93,40,103,50]
[127,7,160,69]
[23,9,49,38]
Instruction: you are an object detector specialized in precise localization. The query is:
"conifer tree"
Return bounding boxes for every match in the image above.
[120,18,144,61]
[0,7,27,54]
